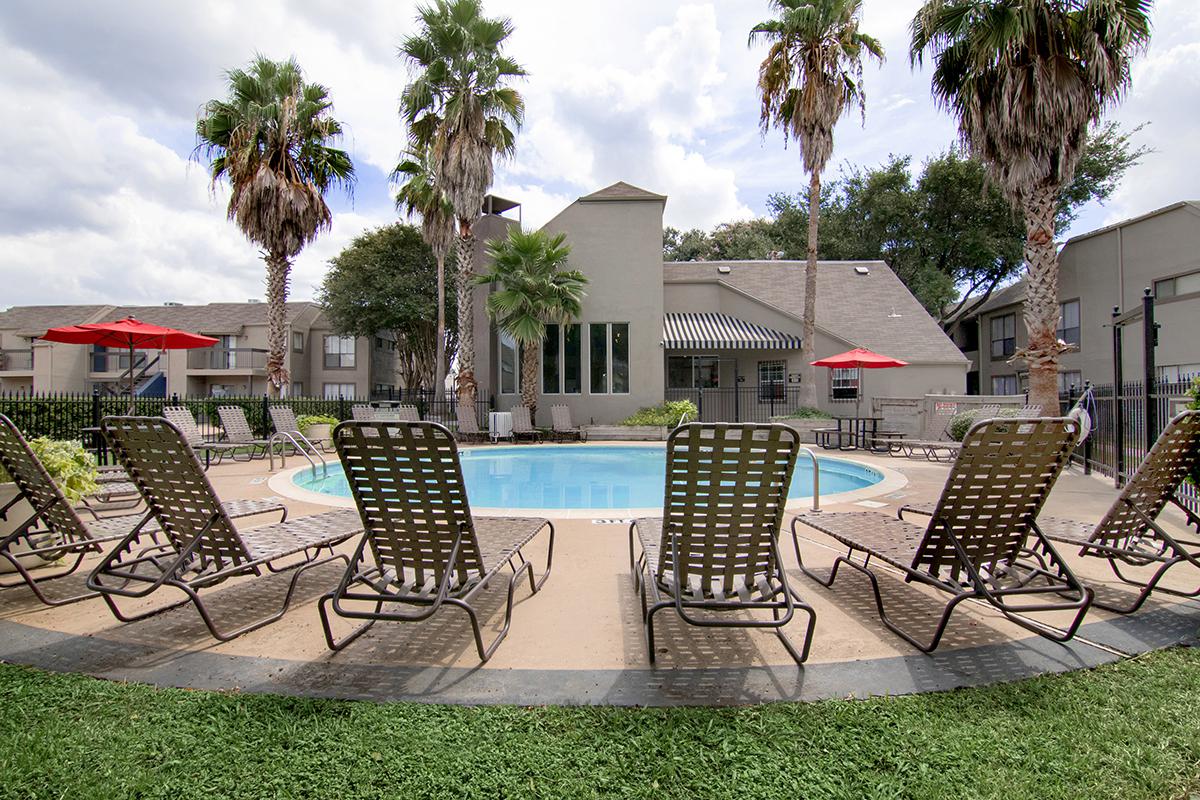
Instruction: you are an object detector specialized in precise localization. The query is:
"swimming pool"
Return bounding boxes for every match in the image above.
[290,445,885,511]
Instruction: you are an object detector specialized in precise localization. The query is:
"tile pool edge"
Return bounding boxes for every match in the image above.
[266,446,908,519]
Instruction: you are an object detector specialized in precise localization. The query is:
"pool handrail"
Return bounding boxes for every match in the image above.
[799,446,820,513]
[268,430,328,478]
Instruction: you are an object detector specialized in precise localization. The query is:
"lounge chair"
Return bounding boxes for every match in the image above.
[628,423,817,665]
[87,416,361,641]
[394,405,420,422]
[1032,409,1200,613]
[550,405,587,442]
[351,404,375,422]
[0,414,286,607]
[318,420,554,661]
[162,406,245,467]
[216,406,272,459]
[793,416,1091,652]
[454,404,487,443]
[268,405,328,455]
[510,405,541,442]
[890,404,1002,462]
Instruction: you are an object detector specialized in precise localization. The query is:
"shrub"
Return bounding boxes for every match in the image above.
[17,438,99,503]
[948,406,1025,442]
[1188,378,1199,486]
[784,406,832,420]
[620,400,698,427]
[297,414,339,436]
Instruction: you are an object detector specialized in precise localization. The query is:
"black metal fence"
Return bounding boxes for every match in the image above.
[1063,375,1198,514]
[665,386,840,423]
[0,390,493,463]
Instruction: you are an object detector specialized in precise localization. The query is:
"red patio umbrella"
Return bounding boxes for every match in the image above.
[811,347,908,419]
[41,317,218,413]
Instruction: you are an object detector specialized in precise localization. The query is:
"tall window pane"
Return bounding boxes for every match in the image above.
[611,323,629,393]
[563,324,581,394]
[542,323,560,394]
[590,323,608,394]
[500,331,518,395]
[667,356,692,389]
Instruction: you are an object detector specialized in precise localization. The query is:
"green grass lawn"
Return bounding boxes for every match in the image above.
[1,648,1199,800]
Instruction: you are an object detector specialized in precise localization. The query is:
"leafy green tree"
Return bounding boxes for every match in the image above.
[476,228,587,418]
[195,56,354,396]
[394,146,456,393]
[317,224,456,390]
[400,0,526,403]
[750,0,884,406]
[663,227,712,261]
[911,0,1153,412]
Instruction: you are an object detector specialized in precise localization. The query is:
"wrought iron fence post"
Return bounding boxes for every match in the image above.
[1142,287,1158,452]
[339,395,348,421]
[91,386,103,463]
[1082,380,1093,475]
[261,393,270,438]
[1112,306,1125,488]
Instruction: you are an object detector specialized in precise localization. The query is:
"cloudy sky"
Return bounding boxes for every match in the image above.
[2,0,1196,309]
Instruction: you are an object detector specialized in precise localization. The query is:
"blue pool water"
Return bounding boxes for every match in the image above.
[293,445,884,510]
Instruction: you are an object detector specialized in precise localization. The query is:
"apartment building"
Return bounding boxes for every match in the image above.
[469,182,968,424]
[948,201,1200,395]
[0,301,396,398]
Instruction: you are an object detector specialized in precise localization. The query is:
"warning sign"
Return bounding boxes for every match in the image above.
[935,402,958,415]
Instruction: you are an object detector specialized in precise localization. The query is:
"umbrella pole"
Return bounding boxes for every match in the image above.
[127,343,136,415]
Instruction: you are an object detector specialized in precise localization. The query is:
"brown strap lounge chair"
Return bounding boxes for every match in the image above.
[268,405,329,455]
[794,416,1091,653]
[628,423,817,665]
[550,405,587,442]
[0,414,286,607]
[890,404,1003,462]
[86,416,361,641]
[216,406,272,459]
[319,420,554,661]
[162,406,245,466]
[394,405,420,422]
[1032,409,1200,613]
[510,405,541,442]
[454,404,487,443]
[351,404,375,422]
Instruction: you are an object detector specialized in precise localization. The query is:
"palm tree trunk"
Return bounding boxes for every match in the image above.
[798,170,820,408]
[435,251,446,400]
[264,250,291,398]
[454,226,477,403]
[520,340,539,421]
[1021,184,1062,415]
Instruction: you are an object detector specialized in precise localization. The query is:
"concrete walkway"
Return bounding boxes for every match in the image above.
[1,447,1196,706]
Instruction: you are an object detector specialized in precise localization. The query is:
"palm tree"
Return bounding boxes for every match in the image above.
[400,0,526,403]
[476,228,587,419]
[750,1,884,408]
[195,56,354,396]
[394,146,456,393]
[911,0,1152,412]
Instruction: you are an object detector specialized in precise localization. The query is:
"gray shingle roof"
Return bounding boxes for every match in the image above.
[960,280,1026,318]
[663,260,968,364]
[580,182,667,202]
[0,302,316,336]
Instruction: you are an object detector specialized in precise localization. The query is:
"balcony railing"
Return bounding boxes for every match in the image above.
[89,351,148,374]
[186,348,268,371]
[0,349,33,371]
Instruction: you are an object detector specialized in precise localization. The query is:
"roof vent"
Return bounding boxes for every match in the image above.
[163,301,182,307]
[854,266,870,275]
[717,265,732,274]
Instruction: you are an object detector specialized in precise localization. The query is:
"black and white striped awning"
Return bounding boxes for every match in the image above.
[663,312,802,350]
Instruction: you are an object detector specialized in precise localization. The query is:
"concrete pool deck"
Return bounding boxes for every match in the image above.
[1,443,1197,706]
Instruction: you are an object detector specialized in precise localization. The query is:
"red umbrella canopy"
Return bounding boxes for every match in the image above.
[811,347,908,369]
[40,317,218,350]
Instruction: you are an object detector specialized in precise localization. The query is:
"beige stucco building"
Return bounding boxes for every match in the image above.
[949,201,1200,396]
[472,182,969,425]
[0,301,395,399]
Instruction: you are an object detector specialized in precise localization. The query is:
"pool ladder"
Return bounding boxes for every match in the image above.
[268,431,328,478]
[800,446,820,513]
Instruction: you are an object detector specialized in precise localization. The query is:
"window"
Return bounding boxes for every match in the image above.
[831,367,859,400]
[499,331,519,395]
[324,335,355,368]
[291,381,303,397]
[990,313,1016,359]
[991,375,1019,395]
[1154,269,1200,299]
[209,384,235,397]
[292,332,304,353]
[374,383,394,396]
[1157,363,1200,384]
[541,323,582,394]
[215,335,237,368]
[960,322,980,353]
[323,382,356,399]
[1057,300,1080,346]
[1057,371,1083,395]
[758,360,786,401]
[667,356,720,389]
[589,323,630,394]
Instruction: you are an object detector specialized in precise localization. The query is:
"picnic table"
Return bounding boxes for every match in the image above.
[814,416,899,451]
